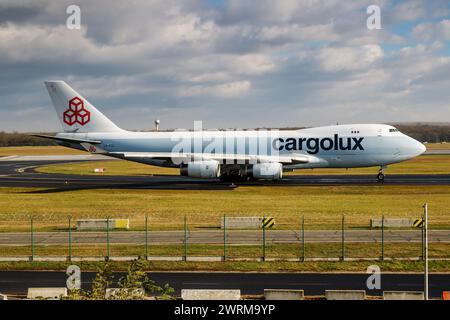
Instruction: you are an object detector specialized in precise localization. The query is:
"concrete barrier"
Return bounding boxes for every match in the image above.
[105,288,145,299]
[370,218,413,228]
[221,217,261,229]
[383,291,424,300]
[325,290,366,300]
[27,288,68,300]
[0,293,7,300]
[181,289,241,300]
[264,289,304,300]
[76,219,129,230]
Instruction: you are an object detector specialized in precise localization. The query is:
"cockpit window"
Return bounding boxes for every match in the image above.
[389,128,399,132]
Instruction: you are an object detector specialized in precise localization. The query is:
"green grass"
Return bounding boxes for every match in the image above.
[36,155,450,176]
[2,145,450,273]
[38,158,177,176]
[0,260,449,272]
[1,185,449,231]
[426,142,450,150]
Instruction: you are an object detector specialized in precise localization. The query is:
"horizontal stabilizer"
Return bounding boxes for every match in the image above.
[31,134,102,144]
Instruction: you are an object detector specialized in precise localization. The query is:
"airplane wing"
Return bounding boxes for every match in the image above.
[109,151,311,164]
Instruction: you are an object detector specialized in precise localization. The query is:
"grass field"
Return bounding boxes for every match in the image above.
[0,185,449,231]
[36,154,450,176]
[0,260,449,272]
[426,142,450,150]
[1,145,450,272]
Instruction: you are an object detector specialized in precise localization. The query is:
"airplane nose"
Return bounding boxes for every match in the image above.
[415,140,426,156]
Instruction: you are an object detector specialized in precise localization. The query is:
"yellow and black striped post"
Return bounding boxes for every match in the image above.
[413,218,424,228]
[262,217,275,229]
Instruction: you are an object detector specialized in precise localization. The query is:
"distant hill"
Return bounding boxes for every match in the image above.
[391,123,450,143]
[0,132,57,147]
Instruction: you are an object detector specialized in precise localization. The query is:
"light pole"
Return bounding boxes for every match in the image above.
[424,203,429,301]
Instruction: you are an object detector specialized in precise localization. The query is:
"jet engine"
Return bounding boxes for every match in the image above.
[180,160,221,178]
[247,162,283,180]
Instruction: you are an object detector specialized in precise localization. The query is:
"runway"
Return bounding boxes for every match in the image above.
[0,271,449,298]
[1,158,450,189]
[0,229,448,245]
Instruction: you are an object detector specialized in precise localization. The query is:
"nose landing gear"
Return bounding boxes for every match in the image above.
[377,165,387,182]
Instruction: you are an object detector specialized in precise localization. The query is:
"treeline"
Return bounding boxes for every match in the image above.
[0,124,448,146]
[0,132,57,147]
[393,124,450,143]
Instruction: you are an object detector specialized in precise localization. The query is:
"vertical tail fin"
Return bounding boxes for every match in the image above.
[44,81,122,132]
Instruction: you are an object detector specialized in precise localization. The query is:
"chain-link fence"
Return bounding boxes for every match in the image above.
[0,211,448,262]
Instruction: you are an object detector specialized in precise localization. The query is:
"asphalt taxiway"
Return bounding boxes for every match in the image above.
[0,229,448,245]
[1,158,450,190]
[0,271,449,298]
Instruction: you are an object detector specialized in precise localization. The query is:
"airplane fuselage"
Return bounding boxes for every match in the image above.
[57,123,426,170]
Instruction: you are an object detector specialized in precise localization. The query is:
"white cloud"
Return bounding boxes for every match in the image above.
[0,0,449,131]
[413,19,450,41]
[316,45,384,72]
[179,80,251,98]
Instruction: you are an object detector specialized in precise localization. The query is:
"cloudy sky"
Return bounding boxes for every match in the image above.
[0,0,450,132]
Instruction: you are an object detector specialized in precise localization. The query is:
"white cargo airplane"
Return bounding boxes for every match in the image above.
[35,81,426,182]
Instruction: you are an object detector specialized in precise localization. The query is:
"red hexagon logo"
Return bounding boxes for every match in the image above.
[63,97,91,126]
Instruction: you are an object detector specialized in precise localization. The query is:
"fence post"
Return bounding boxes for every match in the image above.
[183,215,187,262]
[301,215,305,262]
[145,214,149,260]
[421,213,425,261]
[262,219,266,262]
[223,215,227,261]
[68,216,72,262]
[106,217,110,261]
[341,214,345,261]
[30,216,34,262]
[381,215,384,261]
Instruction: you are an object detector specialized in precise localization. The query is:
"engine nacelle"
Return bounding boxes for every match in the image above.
[247,163,283,180]
[180,160,221,178]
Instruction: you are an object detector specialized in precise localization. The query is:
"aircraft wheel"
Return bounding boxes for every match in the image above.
[377,172,385,182]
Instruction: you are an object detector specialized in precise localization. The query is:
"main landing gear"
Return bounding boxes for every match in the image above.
[377,165,387,182]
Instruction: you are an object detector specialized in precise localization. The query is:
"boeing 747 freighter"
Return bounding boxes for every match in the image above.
[35,81,426,182]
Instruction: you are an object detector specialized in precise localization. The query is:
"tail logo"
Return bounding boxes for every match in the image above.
[63,97,91,126]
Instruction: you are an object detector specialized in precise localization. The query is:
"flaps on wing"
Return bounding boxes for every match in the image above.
[111,151,311,164]
[31,134,102,144]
